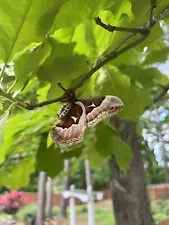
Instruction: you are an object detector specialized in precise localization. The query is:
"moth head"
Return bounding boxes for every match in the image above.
[104,95,123,114]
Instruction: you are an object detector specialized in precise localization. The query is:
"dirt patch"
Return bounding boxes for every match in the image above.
[95,199,112,209]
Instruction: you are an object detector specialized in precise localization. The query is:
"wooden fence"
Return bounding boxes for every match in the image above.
[157,217,169,225]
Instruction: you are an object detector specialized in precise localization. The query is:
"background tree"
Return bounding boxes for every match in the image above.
[59,160,70,218]
[35,172,47,225]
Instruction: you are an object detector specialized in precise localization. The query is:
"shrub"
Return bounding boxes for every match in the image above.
[16,204,37,221]
[0,191,30,215]
[0,213,13,223]
[16,204,60,222]
[152,199,169,222]
[153,213,167,222]
[76,205,88,214]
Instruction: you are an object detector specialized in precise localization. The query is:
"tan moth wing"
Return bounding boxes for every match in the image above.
[80,95,123,127]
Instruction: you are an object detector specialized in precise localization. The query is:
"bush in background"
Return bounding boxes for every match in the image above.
[0,191,30,215]
[16,204,59,222]
[152,199,169,222]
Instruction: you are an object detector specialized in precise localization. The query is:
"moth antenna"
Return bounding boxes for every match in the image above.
[57,83,67,92]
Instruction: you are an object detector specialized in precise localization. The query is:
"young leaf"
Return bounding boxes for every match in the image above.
[37,134,64,178]
[0,156,35,189]
[0,0,67,62]
[98,66,152,120]
[13,40,52,91]
[95,123,133,172]
[0,111,9,148]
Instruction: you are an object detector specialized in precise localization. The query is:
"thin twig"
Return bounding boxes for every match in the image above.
[25,94,66,110]
[0,90,27,109]
[149,0,156,25]
[57,83,67,92]
[113,33,135,52]
[154,83,167,88]
[0,63,7,79]
[144,83,169,110]
[73,33,149,91]
[153,84,169,103]
[94,17,145,34]
[154,6,169,22]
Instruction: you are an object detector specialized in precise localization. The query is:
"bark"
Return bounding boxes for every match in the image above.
[156,114,169,183]
[59,160,70,218]
[162,148,169,183]
[36,171,47,225]
[84,159,92,187]
[109,120,155,225]
[46,177,53,219]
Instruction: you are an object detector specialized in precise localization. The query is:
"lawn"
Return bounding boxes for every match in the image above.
[0,199,169,225]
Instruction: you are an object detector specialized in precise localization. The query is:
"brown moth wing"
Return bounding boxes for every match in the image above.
[51,101,87,148]
[57,102,73,120]
[80,95,123,127]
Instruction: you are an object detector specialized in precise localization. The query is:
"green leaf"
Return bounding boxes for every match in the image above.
[13,40,52,91]
[0,156,35,189]
[0,107,57,163]
[51,0,115,30]
[110,0,134,21]
[61,147,83,159]
[0,0,67,62]
[139,24,164,48]
[0,111,9,148]
[98,66,152,120]
[121,66,161,88]
[82,127,107,167]
[37,134,64,178]
[0,102,3,110]
[143,48,169,65]
[37,39,89,99]
[95,123,132,172]
[130,0,149,22]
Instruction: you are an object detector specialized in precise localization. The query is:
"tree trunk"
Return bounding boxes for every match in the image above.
[156,113,169,183]
[36,171,47,225]
[109,120,155,225]
[46,177,53,219]
[84,159,92,188]
[59,160,70,218]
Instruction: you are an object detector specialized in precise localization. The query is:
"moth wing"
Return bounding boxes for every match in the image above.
[80,95,123,127]
[51,101,87,147]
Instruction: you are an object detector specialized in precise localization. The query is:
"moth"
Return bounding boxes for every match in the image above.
[51,88,123,148]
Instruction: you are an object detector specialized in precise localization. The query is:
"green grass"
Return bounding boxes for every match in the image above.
[0,213,13,223]
[94,208,115,225]
[75,205,88,214]
[1,199,169,224]
[73,205,115,225]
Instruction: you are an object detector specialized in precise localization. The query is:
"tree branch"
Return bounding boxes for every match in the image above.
[153,84,169,103]
[72,5,169,92]
[94,17,144,34]
[144,84,169,111]
[149,0,157,25]
[1,5,169,110]
[0,90,27,110]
